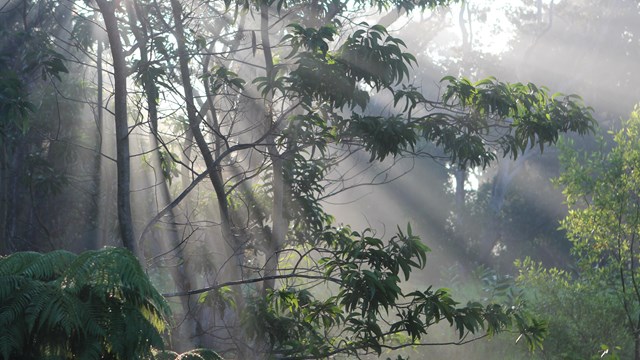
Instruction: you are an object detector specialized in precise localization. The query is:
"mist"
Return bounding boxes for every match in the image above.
[1,0,637,359]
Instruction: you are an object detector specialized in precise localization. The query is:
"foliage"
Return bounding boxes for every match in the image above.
[437,77,594,168]
[418,264,544,360]
[0,0,600,358]
[555,108,640,357]
[0,16,68,138]
[516,258,633,360]
[0,248,170,360]
[503,107,640,359]
[0,65,34,137]
[243,224,546,358]
[280,21,595,167]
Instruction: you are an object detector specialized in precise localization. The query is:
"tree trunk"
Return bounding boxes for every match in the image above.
[260,2,288,296]
[169,0,242,274]
[454,166,466,225]
[478,149,534,264]
[168,2,249,354]
[89,35,104,251]
[124,1,198,349]
[2,141,26,253]
[95,0,138,257]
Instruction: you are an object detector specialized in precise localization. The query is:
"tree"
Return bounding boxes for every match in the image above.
[512,108,640,359]
[547,108,640,359]
[144,0,593,355]
[94,0,138,255]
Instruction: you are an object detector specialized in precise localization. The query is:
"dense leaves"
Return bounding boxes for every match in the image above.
[0,28,67,138]
[516,258,632,359]
[282,21,595,166]
[0,248,170,360]
[431,77,595,168]
[506,107,640,359]
[243,224,546,358]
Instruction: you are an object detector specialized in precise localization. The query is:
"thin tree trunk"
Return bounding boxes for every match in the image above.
[0,145,6,254]
[95,0,138,256]
[454,166,465,225]
[168,0,240,268]
[169,0,253,355]
[125,1,197,349]
[260,2,288,296]
[89,36,104,251]
[3,142,25,252]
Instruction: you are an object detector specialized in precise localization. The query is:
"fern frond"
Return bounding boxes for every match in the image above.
[0,326,23,360]
[0,248,171,360]
[0,252,42,275]
[0,275,29,302]
[0,251,75,280]
[22,251,76,281]
[0,279,45,326]
[176,353,205,360]
[184,349,224,360]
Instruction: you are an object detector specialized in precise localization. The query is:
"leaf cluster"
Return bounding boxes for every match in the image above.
[557,108,640,275]
[435,76,595,167]
[277,25,595,168]
[202,66,246,94]
[0,65,35,137]
[226,0,456,16]
[283,152,332,238]
[334,75,595,166]
[344,113,418,161]
[283,23,414,110]
[244,224,546,358]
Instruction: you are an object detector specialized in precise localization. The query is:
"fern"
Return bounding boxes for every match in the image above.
[0,250,76,280]
[0,247,170,360]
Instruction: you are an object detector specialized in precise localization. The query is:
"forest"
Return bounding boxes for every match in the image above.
[0,0,638,359]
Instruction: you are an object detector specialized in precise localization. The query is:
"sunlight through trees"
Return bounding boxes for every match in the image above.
[3,0,635,359]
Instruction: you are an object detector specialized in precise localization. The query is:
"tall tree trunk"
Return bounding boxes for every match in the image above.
[0,146,6,254]
[89,35,104,251]
[2,142,26,252]
[478,150,534,264]
[260,1,288,296]
[125,1,196,350]
[168,0,241,273]
[169,0,253,355]
[95,0,137,256]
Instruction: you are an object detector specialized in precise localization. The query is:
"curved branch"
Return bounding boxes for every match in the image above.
[162,272,341,297]
[139,142,264,248]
